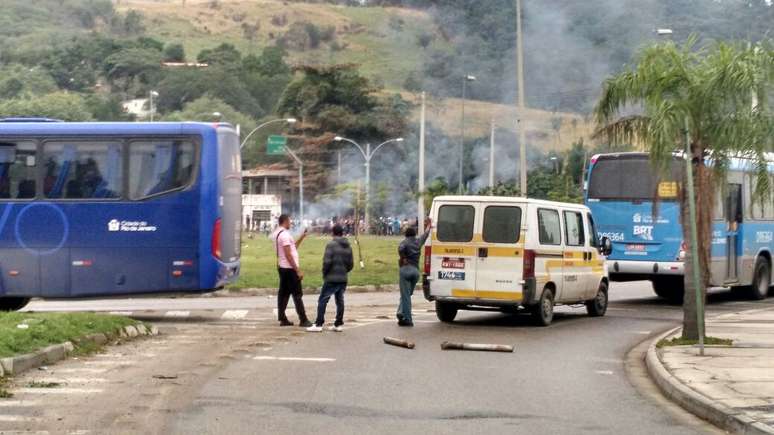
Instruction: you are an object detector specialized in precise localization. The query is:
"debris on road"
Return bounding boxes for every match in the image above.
[440,342,514,353]
[152,375,178,380]
[383,337,415,349]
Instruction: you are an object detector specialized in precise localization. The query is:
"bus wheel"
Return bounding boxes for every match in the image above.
[747,258,771,301]
[0,297,31,312]
[652,277,684,304]
[586,281,608,317]
[530,288,554,326]
[435,301,458,323]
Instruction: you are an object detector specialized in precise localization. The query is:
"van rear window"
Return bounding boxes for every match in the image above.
[437,205,475,242]
[483,206,521,243]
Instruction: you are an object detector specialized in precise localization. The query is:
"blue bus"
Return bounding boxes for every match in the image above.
[585,152,773,302]
[0,120,242,311]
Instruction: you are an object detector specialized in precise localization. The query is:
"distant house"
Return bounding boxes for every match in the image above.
[121,98,149,119]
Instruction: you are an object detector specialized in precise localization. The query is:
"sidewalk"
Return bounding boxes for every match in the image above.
[647,306,774,435]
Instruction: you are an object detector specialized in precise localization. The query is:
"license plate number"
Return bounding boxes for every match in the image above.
[441,258,465,269]
[438,271,465,281]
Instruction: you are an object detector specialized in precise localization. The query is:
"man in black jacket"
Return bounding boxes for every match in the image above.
[307,224,354,332]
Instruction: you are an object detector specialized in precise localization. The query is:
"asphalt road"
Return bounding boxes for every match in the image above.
[11,281,774,434]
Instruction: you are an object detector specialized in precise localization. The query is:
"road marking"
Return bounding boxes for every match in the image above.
[631,331,652,335]
[108,311,133,316]
[27,378,107,384]
[84,360,135,366]
[0,400,39,407]
[0,430,49,434]
[252,356,335,362]
[54,368,107,374]
[221,310,249,320]
[165,311,190,318]
[0,415,42,422]
[595,370,614,375]
[14,387,103,394]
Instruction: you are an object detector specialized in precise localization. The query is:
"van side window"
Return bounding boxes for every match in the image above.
[0,141,37,199]
[437,205,475,242]
[587,213,599,248]
[538,209,561,246]
[563,211,585,246]
[483,206,521,243]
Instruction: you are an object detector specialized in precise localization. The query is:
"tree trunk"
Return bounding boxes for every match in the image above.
[681,147,713,341]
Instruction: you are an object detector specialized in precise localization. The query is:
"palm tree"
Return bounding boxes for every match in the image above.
[594,38,773,340]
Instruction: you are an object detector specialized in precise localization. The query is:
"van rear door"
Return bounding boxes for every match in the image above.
[430,203,477,299]
[474,204,524,302]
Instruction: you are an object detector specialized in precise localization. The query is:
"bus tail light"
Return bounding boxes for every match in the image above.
[423,246,432,275]
[212,218,222,259]
[677,241,687,261]
[523,249,536,279]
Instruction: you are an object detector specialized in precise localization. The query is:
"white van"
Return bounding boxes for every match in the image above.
[422,196,612,326]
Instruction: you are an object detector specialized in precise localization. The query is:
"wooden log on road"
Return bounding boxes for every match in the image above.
[440,341,514,353]
[383,337,415,349]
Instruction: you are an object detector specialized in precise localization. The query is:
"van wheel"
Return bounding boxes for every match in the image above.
[435,301,458,323]
[746,258,771,300]
[652,277,684,304]
[0,297,30,312]
[530,288,554,326]
[586,281,608,317]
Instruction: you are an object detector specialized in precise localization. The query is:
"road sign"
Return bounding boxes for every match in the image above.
[267,135,287,155]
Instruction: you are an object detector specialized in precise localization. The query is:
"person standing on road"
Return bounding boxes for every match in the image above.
[307,224,353,333]
[273,214,312,327]
[396,218,432,327]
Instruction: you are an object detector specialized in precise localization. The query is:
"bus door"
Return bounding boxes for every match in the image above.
[475,205,524,302]
[725,184,742,281]
[432,204,477,299]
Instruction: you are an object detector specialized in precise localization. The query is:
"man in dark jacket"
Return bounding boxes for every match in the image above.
[307,224,354,332]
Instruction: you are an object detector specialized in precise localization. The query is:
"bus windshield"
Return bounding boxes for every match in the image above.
[588,155,682,201]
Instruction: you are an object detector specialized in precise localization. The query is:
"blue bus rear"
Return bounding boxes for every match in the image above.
[586,152,774,301]
[0,122,241,310]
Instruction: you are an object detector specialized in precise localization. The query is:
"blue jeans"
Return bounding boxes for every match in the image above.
[397,266,420,323]
[315,282,346,327]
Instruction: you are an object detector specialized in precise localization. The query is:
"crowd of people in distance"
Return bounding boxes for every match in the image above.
[245,214,420,237]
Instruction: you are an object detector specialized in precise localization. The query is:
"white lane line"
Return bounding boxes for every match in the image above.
[595,370,614,375]
[252,356,335,362]
[84,360,136,366]
[0,431,49,435]
[53,368,107,374]
[108,311,133,316]
[165,311,190,318]
[631,331,652,335]
[0,415,42,422]
[221,310,249,320]
[0,400,40,407]
[26,378,107,384]
[14,387,103,394]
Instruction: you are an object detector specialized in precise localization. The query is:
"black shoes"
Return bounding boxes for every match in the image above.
[279,320,294,326]
[397,320,414,327]
[299,320,313,328]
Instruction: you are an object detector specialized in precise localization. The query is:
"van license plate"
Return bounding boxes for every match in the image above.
[438,271,465,281]
[441,258,465,269]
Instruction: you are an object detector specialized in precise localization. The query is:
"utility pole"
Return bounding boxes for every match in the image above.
[516,0,528,195]
[418,91,427,233]
[149,90,159,122]
[365,142,371,232]
[489,119,496,189]
[459,75,476,194]
[337,150,342,184]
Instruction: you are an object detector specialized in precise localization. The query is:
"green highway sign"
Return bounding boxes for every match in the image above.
[267,135,287,155]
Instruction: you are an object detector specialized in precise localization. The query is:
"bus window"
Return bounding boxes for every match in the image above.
[563,211,585,246]
[538,209,562,246]
[43,142,122,199]
[129,140,195,199]
[437,205,475,242]
[0,141,36,199]
[483,206,522,244]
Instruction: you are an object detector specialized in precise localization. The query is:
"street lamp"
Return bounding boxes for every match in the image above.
[239,118,297,150]
[334,136,404,231]
[459,75,476,193]
[149,90,159,122]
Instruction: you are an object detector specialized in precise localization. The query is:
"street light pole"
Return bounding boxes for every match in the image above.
[418,91,427,233]
[149,90,159,122]
[284,146,304,223]
[516,0,528,195]
[239,118,297,150]
[459,75,476,194]
[334,136,404,232]
[489,119,496,188]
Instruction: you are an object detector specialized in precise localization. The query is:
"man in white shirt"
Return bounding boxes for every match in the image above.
[273,214,312,327]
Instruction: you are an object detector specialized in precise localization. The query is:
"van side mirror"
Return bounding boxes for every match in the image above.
[599,237,613,256]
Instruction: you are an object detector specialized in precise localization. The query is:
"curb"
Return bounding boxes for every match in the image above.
[645,327,774,435]
[211,284,399,297]
[0,323,159,377]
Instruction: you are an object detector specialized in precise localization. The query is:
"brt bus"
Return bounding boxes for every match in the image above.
[585,152,773,302]
[0,120,242,311]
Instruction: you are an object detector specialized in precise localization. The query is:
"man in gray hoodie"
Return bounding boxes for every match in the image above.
[307,224,354,332]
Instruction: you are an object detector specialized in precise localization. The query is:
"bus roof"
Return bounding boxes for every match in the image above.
[591,151,774,173]
[433,195,589,210]
[0,121,235,136]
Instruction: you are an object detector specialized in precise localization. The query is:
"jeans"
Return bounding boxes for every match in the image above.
[277,268,309,323]
[315,282,346,327]
[397,265,420,323]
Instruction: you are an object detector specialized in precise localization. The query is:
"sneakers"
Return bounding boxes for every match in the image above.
[299,320,313,328]
[306,325,323,332]
[327,325,344,332]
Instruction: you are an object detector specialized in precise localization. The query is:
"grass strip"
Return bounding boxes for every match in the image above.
[657,336,733,348]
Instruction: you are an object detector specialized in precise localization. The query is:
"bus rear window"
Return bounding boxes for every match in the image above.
[129,140,196,199]
[437,205,475,242]
[588,156,682,200]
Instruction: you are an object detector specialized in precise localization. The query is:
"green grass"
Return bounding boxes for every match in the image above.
[0,312,137,359]
[235,235,403,289]
[657,336,733,348]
